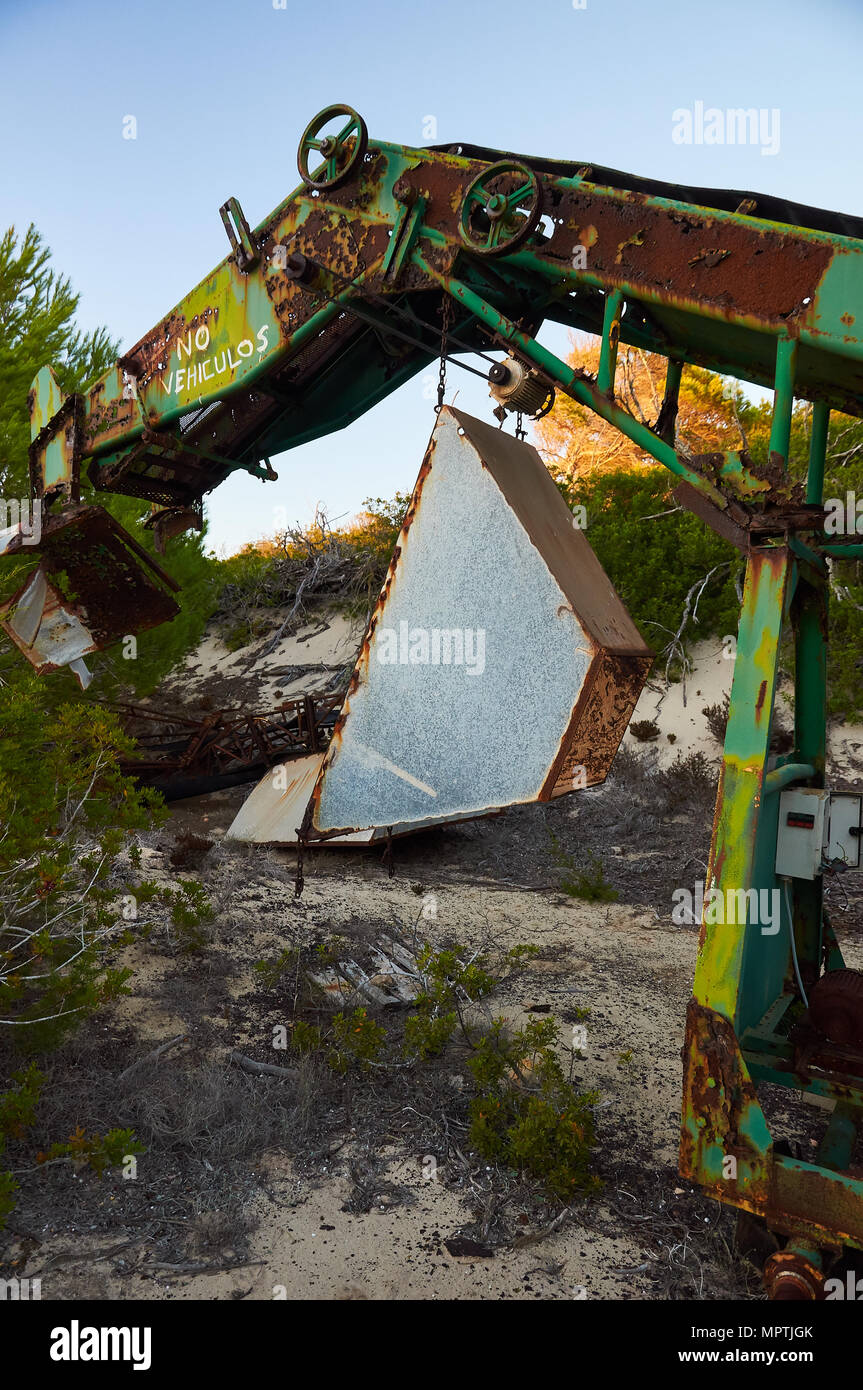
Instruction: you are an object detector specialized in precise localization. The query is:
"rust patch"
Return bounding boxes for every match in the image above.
[681,999,863,1248]
[679,999,767,1195]
[545,651,653,795]
[546,187,833,323]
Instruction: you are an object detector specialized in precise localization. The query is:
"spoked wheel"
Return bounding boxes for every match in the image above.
[297,104,368,190]
[459,160,543,256]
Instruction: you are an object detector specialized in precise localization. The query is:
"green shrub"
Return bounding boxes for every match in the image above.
[467,1017,599,1201]
[254,946,301,989]
[0,682,159,1224]
[550,834,618,902]
[554,466,742,649]
[289,1020,323,1055]
[403,1010,457,1060]
[37,1125,144,1176]
[328,1008,386,1073]
[164,879,215,954]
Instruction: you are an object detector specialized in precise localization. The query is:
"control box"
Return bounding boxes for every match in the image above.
[775,788,863,880]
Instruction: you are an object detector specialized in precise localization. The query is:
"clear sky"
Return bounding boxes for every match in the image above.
[2,0,861,553]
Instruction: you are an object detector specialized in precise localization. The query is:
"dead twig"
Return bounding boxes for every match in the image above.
[139,1258,265,1276]
[509,1206,572,1249]
[117,1032,189,1084]
[228,1050,299,1083]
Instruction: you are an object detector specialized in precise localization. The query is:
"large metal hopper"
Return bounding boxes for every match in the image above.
[229,407,652,846]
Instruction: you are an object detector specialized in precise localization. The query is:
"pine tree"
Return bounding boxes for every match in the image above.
[0,225,217,694]
[0,224,117,497]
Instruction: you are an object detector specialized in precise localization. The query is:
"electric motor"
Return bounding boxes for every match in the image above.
[488,357,554,418]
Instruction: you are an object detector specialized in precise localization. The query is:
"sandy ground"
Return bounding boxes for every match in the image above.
[5,624,863,1303]
[158,609,863,786]
[17,853,713,1302]
[11,751,860,1304]
[629,636,863,778]
[158,608,361,711]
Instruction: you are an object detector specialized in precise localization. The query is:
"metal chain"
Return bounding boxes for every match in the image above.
[382,825,395,878]
[434,293,453,414]
[515,410,526,440]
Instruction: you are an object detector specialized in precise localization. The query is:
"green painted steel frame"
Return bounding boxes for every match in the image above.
[20,112,863,1257]
[28,125,863,519]
[678,539,863,1252]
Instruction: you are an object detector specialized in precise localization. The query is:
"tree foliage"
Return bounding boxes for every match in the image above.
[534,337,757,477]
[0,224,218,694]
[0,225,117,499]
[536,334,863,718]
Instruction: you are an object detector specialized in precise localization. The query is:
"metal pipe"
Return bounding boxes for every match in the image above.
[597,290,624,396]
[768,337,799,466]
[820,543,863,558]
[806,401,831,505]
[763,762,816,795]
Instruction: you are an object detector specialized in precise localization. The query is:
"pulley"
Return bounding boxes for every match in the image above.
[488,357,555,421]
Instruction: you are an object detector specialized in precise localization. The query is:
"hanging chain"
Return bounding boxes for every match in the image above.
[515,410,526,440]
[382,825,395,878]
[294,835,304,897]
[434,293,453,414]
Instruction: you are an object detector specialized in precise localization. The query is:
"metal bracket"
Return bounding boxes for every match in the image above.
[219,197,259,272]
[382,186,427,281]
[28,391,84,503]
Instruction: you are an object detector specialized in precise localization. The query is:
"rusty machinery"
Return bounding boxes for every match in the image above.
[3,103,863,1295]
[100,693,343,801]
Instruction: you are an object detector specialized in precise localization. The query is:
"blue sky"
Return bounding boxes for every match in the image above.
[2,0,861,553]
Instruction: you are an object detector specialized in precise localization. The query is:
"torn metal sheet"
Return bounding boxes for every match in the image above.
[0,504,179,677]
[0,569,97,688]
[303,408,652,838]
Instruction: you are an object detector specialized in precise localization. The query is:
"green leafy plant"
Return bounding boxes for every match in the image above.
[550,834,618,902]
[37,1125,144,1176]
[403,1010,457,1061]
[0,679,167,1226]
[467,1017,599,1201]
[402,943,496,1059]
[0,1063,43,1225]
[163,879,215,954]
[289,1020,323,1055]
[328,1008,386,1074]
[254,946,301,989]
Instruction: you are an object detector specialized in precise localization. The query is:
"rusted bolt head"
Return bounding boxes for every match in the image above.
[284,252,308,281]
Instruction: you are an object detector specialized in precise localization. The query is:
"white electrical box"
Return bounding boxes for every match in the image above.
[775,788,862,880]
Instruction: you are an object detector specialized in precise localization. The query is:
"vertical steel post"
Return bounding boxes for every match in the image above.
[597,290,624,396]
[768,337,799,466]
[791,571,827,993]
[806,400,830,506]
